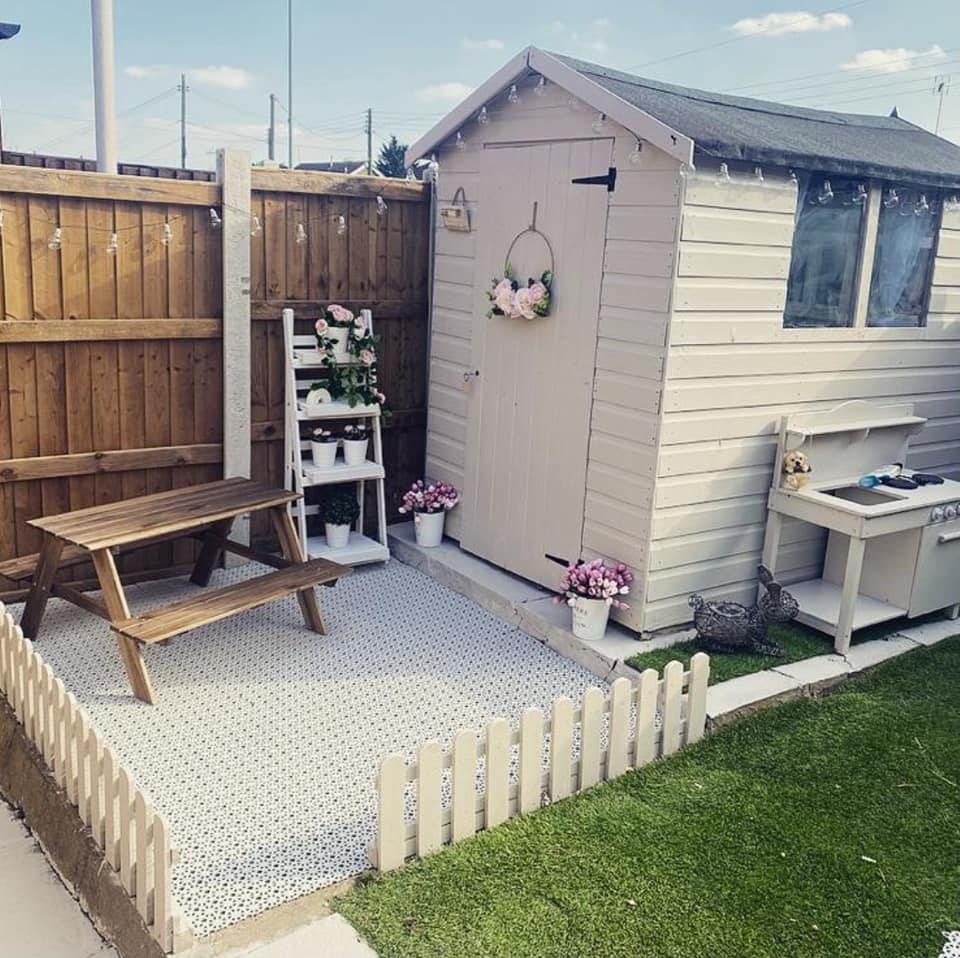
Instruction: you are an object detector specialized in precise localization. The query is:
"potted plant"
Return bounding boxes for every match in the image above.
[319,488,360,549]
[342,423,369,466]
[309,428,338,468]
[398,480,460,547]
[315,304,357,363]
[555,559,633,642]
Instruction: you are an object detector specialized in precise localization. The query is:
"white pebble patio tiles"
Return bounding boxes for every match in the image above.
[16,560,604,937]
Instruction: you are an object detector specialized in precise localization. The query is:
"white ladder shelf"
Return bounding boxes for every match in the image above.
[282,308,390,566]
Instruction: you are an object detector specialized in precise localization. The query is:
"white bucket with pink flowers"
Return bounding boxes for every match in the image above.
[399,479,460,548]
[555,558,633,642]
[315,304,365,364]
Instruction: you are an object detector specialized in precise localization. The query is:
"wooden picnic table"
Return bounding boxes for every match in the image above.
[11,478,351,704]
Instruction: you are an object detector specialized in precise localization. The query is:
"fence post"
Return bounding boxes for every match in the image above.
[634,669,658,768]
[548,697,574,802]
[686,653,710,744]
[450,730,477,842]
[485,718,511,828]
[661,660,684,756]
[579,687,604,790]
[518,708,543,813]
[217,147,252,556]
[416,741,442,858]
[376,754,407,872]
[606,677,632,779]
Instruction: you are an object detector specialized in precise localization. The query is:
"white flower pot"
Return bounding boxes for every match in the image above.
[310,440,338,468]
[342,437,369,466]
[414,510,445,548]
[570,596,610,642]
[328,327,351,363]
[324,522,351,549]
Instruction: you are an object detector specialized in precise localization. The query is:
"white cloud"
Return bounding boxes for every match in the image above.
[191,65,253,90]
[731,11,852,36]
[415,82,474,104]
[462,38,504,51]
[124,64,167,79]
[841,44,946,74]
[549,18,613,58]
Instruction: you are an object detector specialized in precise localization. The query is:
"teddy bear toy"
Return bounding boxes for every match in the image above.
[781,449,812,490]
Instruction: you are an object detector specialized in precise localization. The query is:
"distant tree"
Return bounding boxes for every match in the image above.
[376,135,409,178]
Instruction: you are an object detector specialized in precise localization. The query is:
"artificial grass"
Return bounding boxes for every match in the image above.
[337,638,960,958]
[626,621,832,684]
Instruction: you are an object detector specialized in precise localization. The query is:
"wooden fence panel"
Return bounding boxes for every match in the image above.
[372,655,711,872]
[0,605,191,952]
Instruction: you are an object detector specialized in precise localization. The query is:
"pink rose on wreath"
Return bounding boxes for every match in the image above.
[514,287,536,319]
[315,318,329,334]
[528,281,547,305]
[359,349,375,366]
[327,304,354,325]
[495,286,515,314]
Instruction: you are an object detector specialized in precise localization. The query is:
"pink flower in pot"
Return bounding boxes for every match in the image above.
[315,317,329,334]
[360,349,375,366]
[327,304,354,325]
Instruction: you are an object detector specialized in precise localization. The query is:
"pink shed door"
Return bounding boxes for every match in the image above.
[460,138,612,589]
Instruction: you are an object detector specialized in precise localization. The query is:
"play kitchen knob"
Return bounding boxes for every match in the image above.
[931,506,945,521]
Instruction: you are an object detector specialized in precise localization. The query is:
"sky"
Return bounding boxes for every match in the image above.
[0,0,956,171]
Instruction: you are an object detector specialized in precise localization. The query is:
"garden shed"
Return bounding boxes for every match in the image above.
[407,46,960,634]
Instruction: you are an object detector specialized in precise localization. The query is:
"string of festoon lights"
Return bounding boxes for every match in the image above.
[442,73,960,213]
[0,188,401,257]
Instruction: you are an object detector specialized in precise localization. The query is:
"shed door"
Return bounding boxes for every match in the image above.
[459,138,612,589]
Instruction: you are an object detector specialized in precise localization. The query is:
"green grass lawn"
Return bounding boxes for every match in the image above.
[337,638,960,958]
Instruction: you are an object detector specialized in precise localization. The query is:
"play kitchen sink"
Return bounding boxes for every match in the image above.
[761,400,960,654]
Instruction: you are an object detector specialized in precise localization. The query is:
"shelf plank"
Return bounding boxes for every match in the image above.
[297,401,381,420]
[301,461,385,485]
[306,532,389,566]
[790,578,906,635]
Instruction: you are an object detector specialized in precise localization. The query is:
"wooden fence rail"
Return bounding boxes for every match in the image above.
[371,654,711,871]
[0,603,193,953]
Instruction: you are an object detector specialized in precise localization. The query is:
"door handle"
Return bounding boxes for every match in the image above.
[937,530,960,545]
[462,370,480,382]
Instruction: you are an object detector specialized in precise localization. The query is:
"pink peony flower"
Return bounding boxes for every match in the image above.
[360,349,375,366]
[376,391,386,403]
[528,282,547,304]
[514,287,536,319]
[354,314,367,329]
[327,304,354,325]
[315,318,328,334]
[494,278,513,297]
[494,287,515,314]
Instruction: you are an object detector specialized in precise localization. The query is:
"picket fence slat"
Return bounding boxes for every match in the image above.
[373,656,711,871]
[450,730,477,842]
[0,604,190,952]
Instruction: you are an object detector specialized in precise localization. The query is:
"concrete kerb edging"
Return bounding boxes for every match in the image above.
[0,696,163,958]
[705,620,958,730]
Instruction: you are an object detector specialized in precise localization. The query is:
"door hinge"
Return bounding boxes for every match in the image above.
[571,167,617,192]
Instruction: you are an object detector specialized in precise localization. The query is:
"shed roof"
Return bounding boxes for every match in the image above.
[407,47,960,188]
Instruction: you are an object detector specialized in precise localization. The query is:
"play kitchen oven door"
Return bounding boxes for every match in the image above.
[910,517,960,616]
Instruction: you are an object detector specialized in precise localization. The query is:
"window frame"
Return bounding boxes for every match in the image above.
[783,179,943,331]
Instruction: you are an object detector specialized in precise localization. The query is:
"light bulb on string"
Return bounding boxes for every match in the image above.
[406,168,415,180]
[788,170,798,186]
[47,227,62,251]
[565,94,580,111]
[716,162,731,185]
[817,180,834,205]
[161,221,173,246]
[628,139,643,165]
[455,131,466,151]
[334,215,347,236]
[591,112,605,133]
[915,193,930,215]
[250,215,262,238]
[679,161,696,180]
[376,196,388,217]
[106,232,118,256]
[753,166,764,185]
[295,223,307,245]
[0,210,5,234]
[507,84,520,105]
[209,208,222,229]
[853,183,867,205]
[477,106,490,125]
[533,75,547,97]
[883,188,899,208]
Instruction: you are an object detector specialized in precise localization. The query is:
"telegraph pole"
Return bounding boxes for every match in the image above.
[365,107,372,174]
[287,0,293,168]
[90,0,117,172]
[934,75,951,134]
[178,73,188,169]
[268,93,276,161]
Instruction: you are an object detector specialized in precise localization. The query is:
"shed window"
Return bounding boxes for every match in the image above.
[866,186,941,327]
[784,176,866,328]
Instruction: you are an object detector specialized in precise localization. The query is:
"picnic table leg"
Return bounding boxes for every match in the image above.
[269,506,326,634]
[190,517,235,586]
[20,533,65,639]
[90,549,156,705]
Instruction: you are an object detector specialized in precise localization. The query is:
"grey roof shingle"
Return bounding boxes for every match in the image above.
[556,54,960,188]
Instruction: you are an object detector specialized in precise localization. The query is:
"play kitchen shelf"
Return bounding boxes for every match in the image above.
[762,400,960,654]
[283,308,390,566]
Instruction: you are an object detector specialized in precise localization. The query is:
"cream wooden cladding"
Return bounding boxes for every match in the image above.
[0,604,193,954]
[371,654,710,871]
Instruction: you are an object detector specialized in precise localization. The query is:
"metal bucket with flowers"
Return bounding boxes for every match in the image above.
[554,558,633,642]
[399,480,460,548]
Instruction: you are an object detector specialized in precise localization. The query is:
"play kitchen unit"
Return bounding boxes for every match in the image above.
[762,400,960,653]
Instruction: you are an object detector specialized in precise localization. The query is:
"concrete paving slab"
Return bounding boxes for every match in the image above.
[843,635,920,672]
[706,669,802,720]
[773,654,852,686]
[231,914,377,958]
[894,618,960,647]
[0,805,116,958]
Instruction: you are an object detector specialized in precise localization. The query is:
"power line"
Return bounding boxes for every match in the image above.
[623,0,874,72]
[785,68,960,105]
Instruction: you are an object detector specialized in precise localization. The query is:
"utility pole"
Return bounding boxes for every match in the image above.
[287,0,293,168]
[365,107,372,175]
[90,0,117,172]
[178,73,188,169]
[268,93,276,161]
[934,75,951,134]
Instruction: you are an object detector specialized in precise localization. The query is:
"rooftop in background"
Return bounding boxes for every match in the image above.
[556,53,960,187]
[295,160,372,175]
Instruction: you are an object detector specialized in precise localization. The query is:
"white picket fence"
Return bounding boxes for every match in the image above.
[0,604,193,953]
[371,654,710,871]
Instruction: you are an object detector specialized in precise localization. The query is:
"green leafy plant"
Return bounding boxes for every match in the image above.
[319,488,361,526]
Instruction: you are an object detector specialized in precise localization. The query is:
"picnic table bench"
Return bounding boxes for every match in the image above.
[9,478,351,704]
